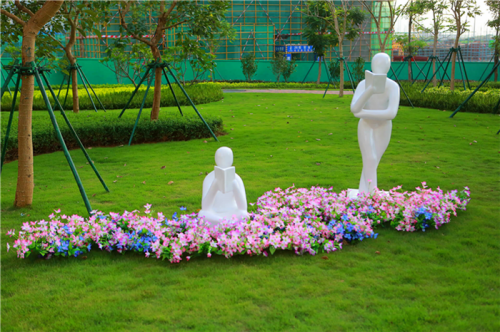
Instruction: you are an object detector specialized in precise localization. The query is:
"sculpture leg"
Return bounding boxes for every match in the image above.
[358,119,392,194]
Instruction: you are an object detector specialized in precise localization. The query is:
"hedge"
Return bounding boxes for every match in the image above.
[1,110,224,162]
[399,83,500,114]
[1,83,223,112]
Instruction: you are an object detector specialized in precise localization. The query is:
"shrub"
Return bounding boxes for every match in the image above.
[400,83,500,113]
[240,53,258,82]
[1,111,224,162]
[1,83,223,112]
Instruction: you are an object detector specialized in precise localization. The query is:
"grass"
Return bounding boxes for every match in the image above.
[2,93,499,331]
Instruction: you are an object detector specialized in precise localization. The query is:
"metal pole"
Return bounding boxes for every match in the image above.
[75,65,99,112]
[422,49,452,93]
[439,49,453,88]
[54,75,68,109]
[343,59,356,93]
[41,71,109,192]
[390,66,414,108]
[118,65,152,118]
[1,71,21,172]
[412,57,431,84]
[456,50,467,91]
[63,71,71,109]
[162,67,183,116]
[165,63,219,142]
[302,57,317,83]
[33,65,93,215]
[77,65,107,112]
[0,69,12,96]
[478,55,494,82]
[128,68,154,146]
[449,61,500,118]
[458,48,471,90]
[0,59,19,99]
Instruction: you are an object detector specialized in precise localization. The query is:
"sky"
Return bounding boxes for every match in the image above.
[393,0,496,36]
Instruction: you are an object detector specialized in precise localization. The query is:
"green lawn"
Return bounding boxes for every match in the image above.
[2,93,499,331]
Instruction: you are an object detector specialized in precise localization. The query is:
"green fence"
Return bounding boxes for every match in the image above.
[1,58,498,87]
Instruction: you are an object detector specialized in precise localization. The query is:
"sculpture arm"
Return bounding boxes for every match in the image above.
[351,82,375,114]
[232,180,247,210]
[201,178,219,210]
[353,83,400,120]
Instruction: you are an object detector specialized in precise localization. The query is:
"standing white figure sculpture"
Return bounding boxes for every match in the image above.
[198,147,249,226]
[348,53,400,198]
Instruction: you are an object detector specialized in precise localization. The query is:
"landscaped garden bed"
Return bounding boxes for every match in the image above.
[1,83,224,112]
[0,110,224,162]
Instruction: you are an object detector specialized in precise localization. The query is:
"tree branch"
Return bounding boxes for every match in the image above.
[164,19,187,31]
[45,32,65,49]
[118,1,153,47]
[162,0,177,20]
[15,0,34,17]
[0,9,25,26]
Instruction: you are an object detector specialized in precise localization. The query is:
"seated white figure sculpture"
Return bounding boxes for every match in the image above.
[348,53,400,199]
[198,147,248,227]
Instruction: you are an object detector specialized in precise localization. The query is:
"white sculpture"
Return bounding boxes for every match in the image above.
[198,147,249,226]
[348,53,400,199]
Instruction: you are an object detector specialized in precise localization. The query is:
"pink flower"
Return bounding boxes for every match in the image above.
[207,253,212,258]
[186,256,190,261]
[145,252,150,258]
[6,243,10,252]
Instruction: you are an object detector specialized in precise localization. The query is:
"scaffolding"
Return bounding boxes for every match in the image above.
[2,1,493,63]
[0,1,393,63]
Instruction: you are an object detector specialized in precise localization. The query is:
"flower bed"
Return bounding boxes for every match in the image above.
[6,184,470,263]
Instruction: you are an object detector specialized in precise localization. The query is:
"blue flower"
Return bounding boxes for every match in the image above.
[87,244,91,252]
[341,214,349,221]
[424,211,432,220]
[180,206,187,211]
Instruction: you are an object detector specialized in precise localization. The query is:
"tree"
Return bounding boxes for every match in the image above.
[0,0,64,207]
[401,0,428,81]
[45,1,109,113]
[352,56,365,86]
[202,21,235,82]
[269,52,297,83]
[486,0,500,81]
[415,0,447,86]
[303,1,338,85]
[241,53,258,82]
[325,0,365,97]
[282,58,298,83]
[446,0,481,91]
[361,0,408,53]
[117,0,231,120]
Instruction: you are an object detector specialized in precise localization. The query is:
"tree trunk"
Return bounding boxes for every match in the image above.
[150,45,162,120]
[316,56,322,84]
[339,43,344,97]
[15,0,64,207]
[65,50,79,113]
[432,32,438,86]
[450,31,460,91]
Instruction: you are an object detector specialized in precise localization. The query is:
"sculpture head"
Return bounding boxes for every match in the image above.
[371,53,391,74]
[215,147,233,168]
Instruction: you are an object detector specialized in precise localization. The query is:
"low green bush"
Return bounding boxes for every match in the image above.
[400,83,500,113]
[1,110,224,162]
[1,83,223,112]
